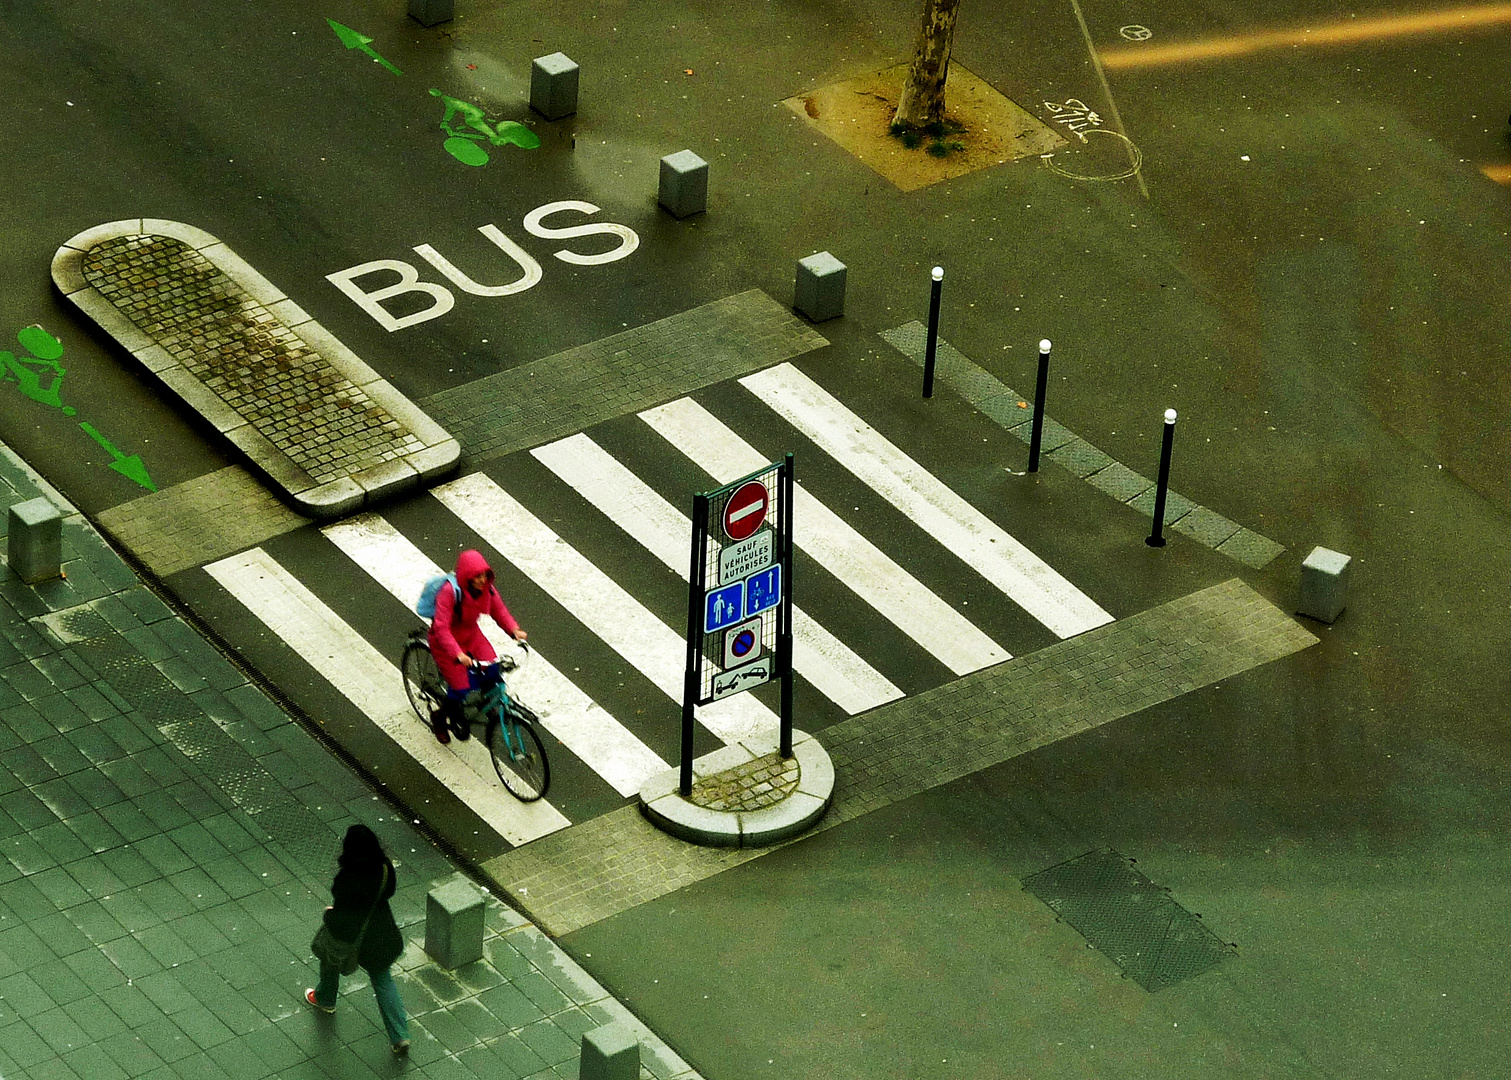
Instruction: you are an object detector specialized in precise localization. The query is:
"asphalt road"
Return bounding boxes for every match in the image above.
[4,0,1511,1076]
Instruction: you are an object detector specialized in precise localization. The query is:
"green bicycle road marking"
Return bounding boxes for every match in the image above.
[3,325,156,492]
[430,89,541,165]
[326,19,403,76]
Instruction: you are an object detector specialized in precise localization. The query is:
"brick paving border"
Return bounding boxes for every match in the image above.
[97,467,310,579]
[52,220,460,518]
[423,289,829,462]
[880,322,1287,569]
[484,579,1317,935]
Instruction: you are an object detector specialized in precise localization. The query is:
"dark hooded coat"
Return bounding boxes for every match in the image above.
[322,854,403,972]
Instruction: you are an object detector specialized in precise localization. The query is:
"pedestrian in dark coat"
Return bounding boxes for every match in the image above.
[305,824,410,1054]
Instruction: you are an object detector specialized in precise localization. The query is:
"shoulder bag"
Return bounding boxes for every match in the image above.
[311,863,388,976]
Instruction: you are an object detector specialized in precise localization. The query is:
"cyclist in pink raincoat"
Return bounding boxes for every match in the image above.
[427,549,527,744]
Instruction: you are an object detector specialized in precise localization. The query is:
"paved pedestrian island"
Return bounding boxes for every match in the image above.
[0,441,698,1080]
[52,220,459,519]
[486,578,1317,936]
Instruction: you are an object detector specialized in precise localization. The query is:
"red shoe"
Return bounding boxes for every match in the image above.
[305,988,335,1014]
[431,713,451,744]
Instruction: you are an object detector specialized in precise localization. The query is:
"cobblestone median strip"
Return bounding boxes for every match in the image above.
[880,322,1286,569]
[423,289,829,462]
[52,220,460,518]
[486,579,1317,935]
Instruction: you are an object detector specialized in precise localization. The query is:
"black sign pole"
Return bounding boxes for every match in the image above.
[778,453,795,758]
[681,492,710,796]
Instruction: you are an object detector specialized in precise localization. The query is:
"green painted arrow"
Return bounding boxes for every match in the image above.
[78,422,156,492]
[327,19,403,76]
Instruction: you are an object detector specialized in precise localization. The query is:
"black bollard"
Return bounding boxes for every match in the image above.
[923,266,943,397]
[1027,339,1051,472]
[1146,408,1177,547]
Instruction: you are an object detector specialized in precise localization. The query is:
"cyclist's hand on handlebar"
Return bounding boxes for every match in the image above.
[457,652,474,667]
[512,629,528,643]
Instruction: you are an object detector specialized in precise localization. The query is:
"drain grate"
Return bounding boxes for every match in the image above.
[1023,849,1234,991]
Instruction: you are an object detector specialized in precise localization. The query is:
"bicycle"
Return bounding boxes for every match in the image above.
[400,631,551,802]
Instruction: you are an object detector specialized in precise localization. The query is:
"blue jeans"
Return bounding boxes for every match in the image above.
[313,961,409,1044]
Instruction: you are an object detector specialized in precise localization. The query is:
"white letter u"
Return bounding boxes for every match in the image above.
[412,224,543,296]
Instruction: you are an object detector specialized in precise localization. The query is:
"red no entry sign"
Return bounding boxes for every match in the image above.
[722,480,768,540]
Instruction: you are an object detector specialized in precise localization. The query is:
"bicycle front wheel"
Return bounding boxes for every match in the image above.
[400,640,443,725]
[488,712,550,802]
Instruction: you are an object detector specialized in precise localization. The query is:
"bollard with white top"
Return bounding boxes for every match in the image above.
[1145,409,1178,547]
[1028,339,1052,472]
[7,497,62,584]
[923,266,944,397]
[1298,546,1351,622]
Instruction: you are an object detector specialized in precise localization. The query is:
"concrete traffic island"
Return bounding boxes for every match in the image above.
[638,729,834,847]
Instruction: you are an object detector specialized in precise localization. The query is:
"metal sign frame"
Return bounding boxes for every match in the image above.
[680,452,794,796]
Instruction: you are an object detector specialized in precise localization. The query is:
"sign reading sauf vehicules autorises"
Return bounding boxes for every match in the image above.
[679,454,796,795]
[325,200,639,331]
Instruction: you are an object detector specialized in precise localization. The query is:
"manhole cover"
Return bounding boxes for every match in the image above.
[1023,849,1234,991]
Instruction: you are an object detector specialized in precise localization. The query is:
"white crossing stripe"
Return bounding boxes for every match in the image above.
[639,399,1010,675]
[432,472,781,750]
[740,363,1115,638]
[321,514,668,796]
[531,434,902,714]
[204,548,571,846]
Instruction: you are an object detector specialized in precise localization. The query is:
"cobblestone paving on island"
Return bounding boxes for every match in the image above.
[484,579,1318,936]
[686,752,801,813]
[423,289,829,462]
[83,235,423,484]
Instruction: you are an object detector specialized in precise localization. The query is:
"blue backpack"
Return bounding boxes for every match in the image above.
[415,573,459,619]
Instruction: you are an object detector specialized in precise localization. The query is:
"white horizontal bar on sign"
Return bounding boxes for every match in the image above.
[203,548,570,846]
[639,398,1009,675]
[532,434,902,714]
[739,363,1115,639]
[431,472,779,750]
[321,514,668,797]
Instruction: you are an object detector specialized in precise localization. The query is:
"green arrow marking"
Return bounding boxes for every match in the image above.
[327,19,403,76]
[78,422,156,492]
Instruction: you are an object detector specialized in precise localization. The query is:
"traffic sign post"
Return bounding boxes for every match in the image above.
[679,453,795,794]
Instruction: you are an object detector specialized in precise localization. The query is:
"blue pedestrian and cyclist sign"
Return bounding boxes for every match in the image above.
[680,453,795,794]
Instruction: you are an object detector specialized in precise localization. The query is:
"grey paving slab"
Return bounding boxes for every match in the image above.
[424,288,828,461]
[0,436,703,1080]
[1217,526,1289,569]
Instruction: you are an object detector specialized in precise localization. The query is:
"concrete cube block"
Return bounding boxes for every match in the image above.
[530,52,579,120]
[424,878,485,968]
[1298,545,1351,623]
[659,150,708,218]
[8,497,62,584]
[580,1022,639,1080]
[407,0,454,27]
[795,251,847,321]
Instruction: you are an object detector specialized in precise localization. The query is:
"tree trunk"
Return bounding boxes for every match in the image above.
[893,0,962,129]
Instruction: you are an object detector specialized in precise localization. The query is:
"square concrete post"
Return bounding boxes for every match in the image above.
[795,251,847,321]
[659,150,708,218]
[530,53,580,119]
[580,1022,639,1080]
[424,878,485,968]
[8,497,62,584]
[1298,545,1351,623]
[408,0,454,27]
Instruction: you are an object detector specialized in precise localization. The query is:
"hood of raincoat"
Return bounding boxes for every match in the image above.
[455,549,494,594]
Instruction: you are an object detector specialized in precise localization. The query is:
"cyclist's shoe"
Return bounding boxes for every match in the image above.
[451,715,471,741]
[430,711,451,744]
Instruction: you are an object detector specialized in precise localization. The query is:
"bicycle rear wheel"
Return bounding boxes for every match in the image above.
[488,709,550,802]
[400,640,444,725]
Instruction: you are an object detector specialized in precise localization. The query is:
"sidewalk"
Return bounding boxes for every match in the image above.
[0,443,696,1079]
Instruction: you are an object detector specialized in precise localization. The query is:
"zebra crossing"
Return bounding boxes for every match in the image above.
[202,362,1116,849]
